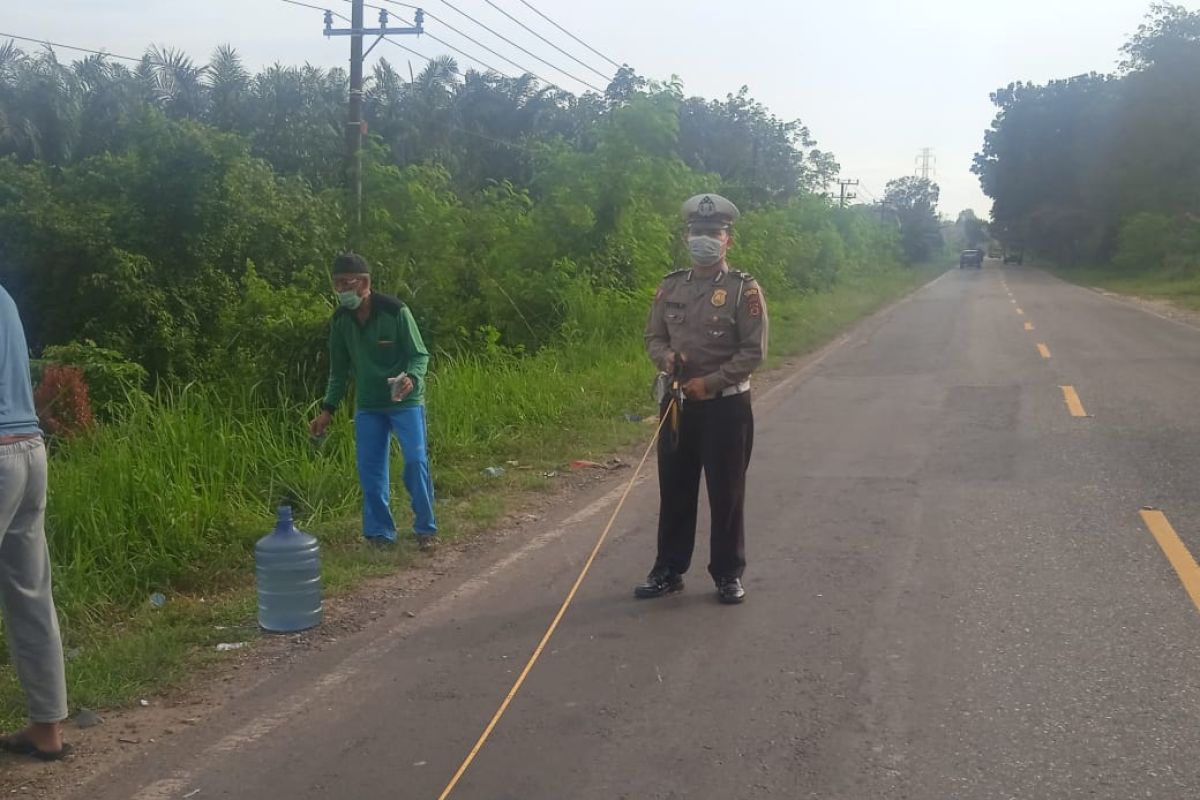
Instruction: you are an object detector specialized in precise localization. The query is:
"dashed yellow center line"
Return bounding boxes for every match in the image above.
[1060,385,1088,417]
[1016,308,1025,316]
[1037,343,1052,359]
[1139,509,1200,614]
[1024,322,1034,331]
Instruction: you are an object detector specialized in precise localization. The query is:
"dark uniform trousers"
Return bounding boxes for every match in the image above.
[655,391,754,580]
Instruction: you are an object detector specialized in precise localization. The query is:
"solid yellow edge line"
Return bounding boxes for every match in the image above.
[1060,385,1087,417]
[1140,509,1200,614]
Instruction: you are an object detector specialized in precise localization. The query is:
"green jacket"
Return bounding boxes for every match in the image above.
[321,293,430,412]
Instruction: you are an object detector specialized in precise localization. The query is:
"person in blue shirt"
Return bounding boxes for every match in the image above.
[0,284,70,761]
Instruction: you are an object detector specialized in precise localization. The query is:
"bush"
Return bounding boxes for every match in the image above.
[1113,212,1200,276]
[34,364,96,439]
[38,340,149,420]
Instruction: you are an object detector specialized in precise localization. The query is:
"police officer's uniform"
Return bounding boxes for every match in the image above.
[637,194,768,604]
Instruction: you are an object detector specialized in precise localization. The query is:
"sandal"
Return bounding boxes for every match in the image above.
[0,735,73,762]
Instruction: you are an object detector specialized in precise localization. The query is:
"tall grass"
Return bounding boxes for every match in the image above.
[40,327,659,627]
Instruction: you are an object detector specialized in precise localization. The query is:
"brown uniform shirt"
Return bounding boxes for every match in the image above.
[645,265,769,395]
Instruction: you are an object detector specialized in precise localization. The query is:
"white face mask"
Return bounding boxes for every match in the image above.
[687,235,725,267]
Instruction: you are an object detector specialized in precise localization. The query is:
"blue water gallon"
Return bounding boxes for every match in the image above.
[255,505,322,633]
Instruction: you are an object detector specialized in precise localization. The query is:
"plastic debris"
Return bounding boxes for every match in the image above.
[215,642,248,652]
[570,460,604,470]
[149,592,167,609]
[482,466,505,478]
[622,413,644,423]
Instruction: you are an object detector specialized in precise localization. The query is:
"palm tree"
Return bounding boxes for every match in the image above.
[205,44,249,132]
[146,45,207,119]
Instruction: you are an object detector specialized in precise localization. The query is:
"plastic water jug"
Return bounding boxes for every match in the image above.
[255,506,322,633]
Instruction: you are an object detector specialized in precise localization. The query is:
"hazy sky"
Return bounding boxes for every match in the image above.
[7,1,1170,216]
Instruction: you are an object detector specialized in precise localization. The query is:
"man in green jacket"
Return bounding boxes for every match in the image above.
[309,253,438,549]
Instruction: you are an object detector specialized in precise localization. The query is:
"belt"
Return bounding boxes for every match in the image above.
[0,433,41,445]
[719,380,751,398]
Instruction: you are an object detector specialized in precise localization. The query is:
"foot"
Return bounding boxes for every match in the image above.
[417,535,438,553]
[0,723,69,761]
[365,536,396,548]
[715,576,745,604]
[634,568,684,599]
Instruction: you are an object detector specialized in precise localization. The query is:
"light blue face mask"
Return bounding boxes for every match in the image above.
[687,235,725,267]
[337,290,363,310]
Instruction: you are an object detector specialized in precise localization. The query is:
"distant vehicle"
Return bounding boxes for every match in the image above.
[1003,249,1025,265]
[987,244,1002,259]
[959,249,984,269]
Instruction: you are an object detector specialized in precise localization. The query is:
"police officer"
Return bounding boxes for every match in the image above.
[636,194,768,604]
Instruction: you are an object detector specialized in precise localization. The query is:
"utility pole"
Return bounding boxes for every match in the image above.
[915,147,936,181]
[324,5,424,246]
[836,179,859,209]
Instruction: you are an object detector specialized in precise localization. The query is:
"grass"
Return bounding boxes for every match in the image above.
[1048,263,1200,311]
[0,261,944,729]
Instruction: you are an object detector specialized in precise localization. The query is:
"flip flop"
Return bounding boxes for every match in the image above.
[0,735,73,762]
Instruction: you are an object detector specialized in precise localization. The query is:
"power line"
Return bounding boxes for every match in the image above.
[514,0,623,71]
[379,35,435,66]
[280,0,350,23]
[481,0,610,82]
[329,0,513,77]
[435,0,604,92]
[377,5,514,77]
[380,1,579,93]
[0,32,142,63]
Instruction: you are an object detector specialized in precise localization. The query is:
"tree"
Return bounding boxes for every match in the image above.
[884,177,942,262]
[974,4,1200,270]
[956,209,989,249]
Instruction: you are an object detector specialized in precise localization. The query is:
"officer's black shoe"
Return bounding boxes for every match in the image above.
[634,568,684,599]
[715,577,745,604]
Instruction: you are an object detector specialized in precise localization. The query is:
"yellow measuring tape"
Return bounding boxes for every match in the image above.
[435,400,675,800]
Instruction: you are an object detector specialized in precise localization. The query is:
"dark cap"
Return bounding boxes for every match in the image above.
[331,252,370,275]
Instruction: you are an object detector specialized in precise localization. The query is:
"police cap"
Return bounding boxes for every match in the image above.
[681,193,740,229]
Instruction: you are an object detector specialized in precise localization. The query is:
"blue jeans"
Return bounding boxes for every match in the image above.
[354,407,437,541]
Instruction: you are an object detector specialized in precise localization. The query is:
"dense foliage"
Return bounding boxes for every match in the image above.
[973,3,1200,271]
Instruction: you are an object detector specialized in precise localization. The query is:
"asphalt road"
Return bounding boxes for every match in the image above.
[81,263,1200,799]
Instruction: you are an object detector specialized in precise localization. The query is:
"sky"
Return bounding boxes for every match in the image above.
[6,0,1171,217]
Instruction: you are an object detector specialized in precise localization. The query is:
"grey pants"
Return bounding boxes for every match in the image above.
[0,438,67,723]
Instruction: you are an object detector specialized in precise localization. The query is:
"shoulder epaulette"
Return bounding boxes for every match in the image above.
[662,268,689,280]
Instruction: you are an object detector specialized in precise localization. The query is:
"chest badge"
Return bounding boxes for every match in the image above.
[711,289,728,307]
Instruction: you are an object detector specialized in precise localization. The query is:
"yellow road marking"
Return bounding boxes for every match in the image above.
[1139,509,1200,614]
[1024,322,1034,331]
[1016,308,1024,315]
[1037,343,1051,359]
[1060,385,1087,417]
[1010,299,1017,304]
